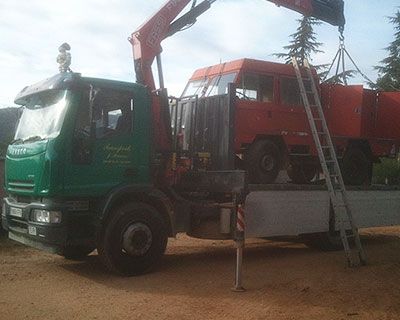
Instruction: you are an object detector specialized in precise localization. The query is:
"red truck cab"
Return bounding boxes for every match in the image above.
[182,58,400,185]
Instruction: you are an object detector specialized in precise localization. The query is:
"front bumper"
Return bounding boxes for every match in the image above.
[2,197,96,254]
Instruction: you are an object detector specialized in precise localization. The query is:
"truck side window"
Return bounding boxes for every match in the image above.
[206,73,237,97]
[260,75,274,102]
[237,74,258,100]
[281,77,302,106]
[93,90,134,139]
[237,74,274,102]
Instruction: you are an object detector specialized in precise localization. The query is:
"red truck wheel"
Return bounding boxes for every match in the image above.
[246,140,281,184]
[98,202,168,276]
[341,148,372,186]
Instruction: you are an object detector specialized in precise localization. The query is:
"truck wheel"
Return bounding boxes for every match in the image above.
[61,245,95,260]
[246,140,281,184]
[98,202,168,276]
[341,148,372,185]
[287,163,317,184]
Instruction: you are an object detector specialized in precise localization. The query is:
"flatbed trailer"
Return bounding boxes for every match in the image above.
[245,184,400,240]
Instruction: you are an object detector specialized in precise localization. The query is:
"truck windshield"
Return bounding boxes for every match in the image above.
[182,73,237,97]
[14,90,69,143]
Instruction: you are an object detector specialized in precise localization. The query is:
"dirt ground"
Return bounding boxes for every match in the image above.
[0,228,399,320]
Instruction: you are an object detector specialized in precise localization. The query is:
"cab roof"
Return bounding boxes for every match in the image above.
[14,73,142,105]
[189,58,316,80]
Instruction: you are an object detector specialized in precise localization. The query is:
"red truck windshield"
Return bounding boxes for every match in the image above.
[182,73,237,97]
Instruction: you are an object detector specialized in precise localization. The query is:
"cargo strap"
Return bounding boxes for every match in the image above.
[323,31,375,86]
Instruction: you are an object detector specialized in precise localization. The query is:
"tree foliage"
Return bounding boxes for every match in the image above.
[323,70,357,85]
[375,10,400,91]
[274,16,323,66]
[274,15,355,83]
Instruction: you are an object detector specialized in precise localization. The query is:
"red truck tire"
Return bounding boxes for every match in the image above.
[341,148,372,186]
[245,140,281,184]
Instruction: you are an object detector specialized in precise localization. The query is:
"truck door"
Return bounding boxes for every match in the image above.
[63,86,148,197]
[235,73,276,143]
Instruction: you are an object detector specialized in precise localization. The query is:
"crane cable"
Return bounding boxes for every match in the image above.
[323,27,376,86]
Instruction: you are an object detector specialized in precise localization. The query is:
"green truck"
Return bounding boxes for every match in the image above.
[2,0,349,277]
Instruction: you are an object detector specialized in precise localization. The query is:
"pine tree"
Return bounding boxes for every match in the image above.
[375,10,400,91]
[275,15,355,83]
[274,16,324,67]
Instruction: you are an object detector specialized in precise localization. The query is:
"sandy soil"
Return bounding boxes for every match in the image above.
[0,227,399,320]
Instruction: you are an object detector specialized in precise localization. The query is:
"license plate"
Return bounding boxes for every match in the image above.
[28,226,37,236]
[10,206,23,218]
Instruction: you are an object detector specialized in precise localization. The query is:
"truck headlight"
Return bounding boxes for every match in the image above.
[32,209,62,224]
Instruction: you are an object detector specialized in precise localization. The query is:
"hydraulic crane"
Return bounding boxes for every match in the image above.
[128,0,345,152]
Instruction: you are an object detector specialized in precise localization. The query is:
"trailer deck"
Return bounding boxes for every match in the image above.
[245,184,400,238]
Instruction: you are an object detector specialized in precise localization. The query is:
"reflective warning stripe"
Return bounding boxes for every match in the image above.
[237,205,245,232]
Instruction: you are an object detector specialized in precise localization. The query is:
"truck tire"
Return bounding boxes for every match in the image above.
[287,163,317,184]
[341,148,372,186]
[246,140,281,184]
[61,245,95,260]
[98,202,168,276]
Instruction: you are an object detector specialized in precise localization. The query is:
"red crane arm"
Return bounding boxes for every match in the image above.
[129,0,193,89]
[269,0,313,16]
[270,0,345,27]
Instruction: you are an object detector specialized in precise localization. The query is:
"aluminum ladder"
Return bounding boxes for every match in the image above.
[292,57,367,267]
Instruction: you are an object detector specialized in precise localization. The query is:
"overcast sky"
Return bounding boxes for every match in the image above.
[0,0,399,107]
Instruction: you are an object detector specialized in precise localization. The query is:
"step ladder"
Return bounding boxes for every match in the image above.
[292,57,367,267]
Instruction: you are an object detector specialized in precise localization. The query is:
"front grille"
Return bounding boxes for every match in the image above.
[8,180,35,192]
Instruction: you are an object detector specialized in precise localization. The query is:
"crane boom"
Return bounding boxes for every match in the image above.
[129,0,345,152]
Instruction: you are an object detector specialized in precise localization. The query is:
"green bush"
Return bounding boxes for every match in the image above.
[372,158,400,185]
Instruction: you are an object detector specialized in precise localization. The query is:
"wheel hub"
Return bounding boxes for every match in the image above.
[260,154,275,172]
[122,223,153,256]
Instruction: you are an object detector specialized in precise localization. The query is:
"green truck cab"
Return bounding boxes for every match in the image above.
[1,72,178,273]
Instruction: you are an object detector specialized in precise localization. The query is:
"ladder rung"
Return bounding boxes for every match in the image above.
[317,132,327,135]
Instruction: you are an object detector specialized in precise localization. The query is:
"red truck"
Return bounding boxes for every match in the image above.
[180,58,400,185]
